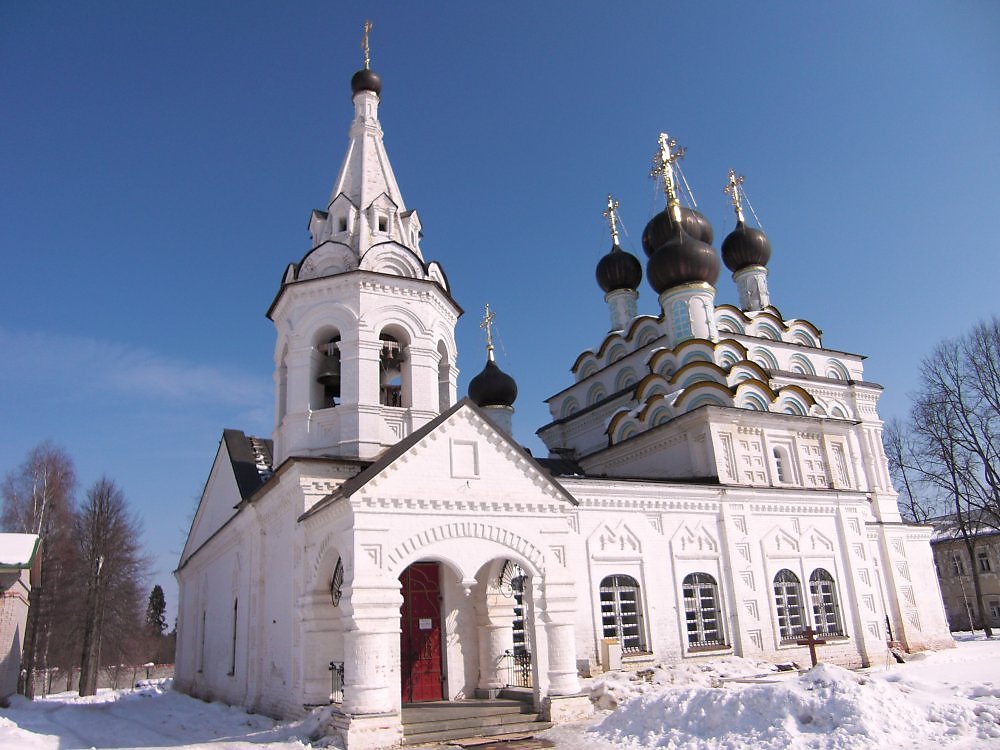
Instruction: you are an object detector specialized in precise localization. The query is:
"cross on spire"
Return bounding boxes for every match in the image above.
[480,304,496,361]
[724,168,746,223]
[603,194,621,247]
[362,20,373,70]
[650,133,685,208]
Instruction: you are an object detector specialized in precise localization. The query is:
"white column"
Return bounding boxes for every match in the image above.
[540,579,581,696]
[476,619,514,695]
[340,577,402,716]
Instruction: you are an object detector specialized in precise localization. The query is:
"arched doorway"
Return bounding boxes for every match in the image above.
[399,562,443,702]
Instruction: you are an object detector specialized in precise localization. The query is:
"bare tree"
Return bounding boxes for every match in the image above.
[76,477,146,696]
[883,417,935,523]
[899,319,1000,637]
[1,443,79,697]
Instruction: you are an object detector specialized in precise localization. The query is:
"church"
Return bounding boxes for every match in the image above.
[174,37,953,750]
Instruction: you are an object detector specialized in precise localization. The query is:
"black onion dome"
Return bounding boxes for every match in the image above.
[596,245,642,293]
[644,210,720,294]
[351,68,382,96]
[680,207,713,245]
[640,206,713,257]
[468,359,517,408]
[721,221,772,272]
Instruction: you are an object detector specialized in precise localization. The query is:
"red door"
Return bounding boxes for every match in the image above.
[400,562,443,702]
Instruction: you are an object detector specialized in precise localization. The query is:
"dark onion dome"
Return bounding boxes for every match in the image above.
[468,358,517,408]
[596,244,643,293]
[644,210,720,294]
[640,206,713,256]
[351,68,382,96]
[721,220,772,271]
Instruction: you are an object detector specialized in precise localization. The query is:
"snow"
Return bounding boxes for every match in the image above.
[2,636,999,749]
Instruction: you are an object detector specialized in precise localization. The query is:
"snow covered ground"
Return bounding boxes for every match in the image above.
[1,634,998,749]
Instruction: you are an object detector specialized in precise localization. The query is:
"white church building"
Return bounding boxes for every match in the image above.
[175,44,953,749]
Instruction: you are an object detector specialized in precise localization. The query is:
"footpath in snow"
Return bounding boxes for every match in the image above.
[0,634,998,749]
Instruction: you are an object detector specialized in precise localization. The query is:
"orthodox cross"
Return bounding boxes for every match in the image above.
[603,194,621,246]
[794,626,827,667]
[724,169,746,223]
[361,20,373,69]
[650,133,685,207]
[480,304,496,361]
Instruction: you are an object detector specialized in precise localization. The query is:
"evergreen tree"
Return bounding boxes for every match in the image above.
[146,585,167,635]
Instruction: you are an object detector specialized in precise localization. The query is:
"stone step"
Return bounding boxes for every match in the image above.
[402,719,553,746]
[404,708,540,734]
[401,700,552,746]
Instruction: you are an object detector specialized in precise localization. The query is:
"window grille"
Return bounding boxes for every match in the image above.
[682,573,726,649]
[773,569,804,641]
[600,574,647,653]
[809,568,844,636]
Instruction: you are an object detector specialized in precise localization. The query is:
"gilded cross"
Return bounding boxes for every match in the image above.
[603,194,620,246]
[650,133,685,207]
[480,304,496,361]
[724,168,746,223]
[362,20,373,69]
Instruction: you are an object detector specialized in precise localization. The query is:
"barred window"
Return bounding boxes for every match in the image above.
[809,568,844,636]
[773,569,804,641]
[599,574,648,653]
[682,573,726,649]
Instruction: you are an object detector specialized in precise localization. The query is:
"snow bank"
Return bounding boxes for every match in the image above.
[584,661,1000,749]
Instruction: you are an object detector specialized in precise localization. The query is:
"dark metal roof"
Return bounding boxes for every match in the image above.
[222,429,273,501]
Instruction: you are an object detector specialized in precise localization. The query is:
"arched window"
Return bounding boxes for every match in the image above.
[671,300,693,341]
[682,573,725,649]
[809,569,844,636]
[599,574,647,653]
[773,569,804,641]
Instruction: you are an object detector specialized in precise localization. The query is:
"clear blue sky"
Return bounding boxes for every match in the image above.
[2,1,998,623]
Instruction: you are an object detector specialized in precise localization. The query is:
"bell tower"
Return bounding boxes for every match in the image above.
[267,24,460,464]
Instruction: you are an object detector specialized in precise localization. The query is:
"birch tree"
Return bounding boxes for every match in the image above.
[1,443,79,697]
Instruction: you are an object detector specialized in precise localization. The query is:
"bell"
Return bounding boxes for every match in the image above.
[316,355,341,389]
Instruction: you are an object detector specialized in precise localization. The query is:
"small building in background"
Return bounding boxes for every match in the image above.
[930,518,1000,632]
[0,534,40,703]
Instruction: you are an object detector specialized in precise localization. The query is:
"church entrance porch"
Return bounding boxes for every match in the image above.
[399,562,444,702]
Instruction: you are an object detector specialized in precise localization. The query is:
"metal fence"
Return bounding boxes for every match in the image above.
[499,649,532,688]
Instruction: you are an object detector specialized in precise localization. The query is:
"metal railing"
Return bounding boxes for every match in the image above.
[500,650,532,688]
[329,661,344,704]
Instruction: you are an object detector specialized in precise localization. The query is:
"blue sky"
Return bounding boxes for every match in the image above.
[2,1,998,622]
